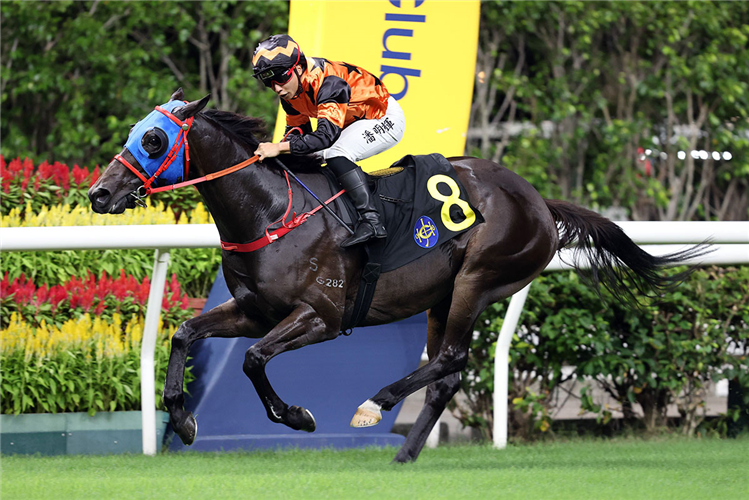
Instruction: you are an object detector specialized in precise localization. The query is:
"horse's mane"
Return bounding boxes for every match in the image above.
[201,108,323,172]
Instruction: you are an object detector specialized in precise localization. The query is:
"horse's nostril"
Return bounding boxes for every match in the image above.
[89,188,111,208]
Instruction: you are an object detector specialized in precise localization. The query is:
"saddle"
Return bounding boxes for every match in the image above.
[322,154,484,329]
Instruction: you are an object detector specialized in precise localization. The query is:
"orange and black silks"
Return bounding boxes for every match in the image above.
[282,57,391,155]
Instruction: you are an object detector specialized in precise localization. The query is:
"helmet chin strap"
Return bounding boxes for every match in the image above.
[291,67,304,99]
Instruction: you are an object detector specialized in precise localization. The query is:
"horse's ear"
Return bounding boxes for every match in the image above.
[169,88,185,101]
[179,94,211,119]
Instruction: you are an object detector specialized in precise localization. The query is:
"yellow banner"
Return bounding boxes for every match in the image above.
[273,0,480,172]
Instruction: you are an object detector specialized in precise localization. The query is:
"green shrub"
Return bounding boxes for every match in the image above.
[451,266,749,441]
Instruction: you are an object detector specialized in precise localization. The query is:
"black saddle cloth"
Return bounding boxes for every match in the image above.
[325,154,484,273]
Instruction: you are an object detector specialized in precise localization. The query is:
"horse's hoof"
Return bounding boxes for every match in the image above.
[174,413,198,445]
[392,449,417,464]
[350,400,382,428]
[287,405,316,432]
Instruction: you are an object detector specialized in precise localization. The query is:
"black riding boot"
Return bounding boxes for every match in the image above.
[329,157,387,248]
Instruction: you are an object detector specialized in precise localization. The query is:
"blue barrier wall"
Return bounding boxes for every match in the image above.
[167,269,427,452]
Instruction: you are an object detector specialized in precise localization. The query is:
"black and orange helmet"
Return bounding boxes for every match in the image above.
[252,34,303,87]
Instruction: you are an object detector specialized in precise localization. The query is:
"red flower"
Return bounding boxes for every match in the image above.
[21,158,34,192]
[94,300,106,316]
[95,271,110,299]
[12,276,36,306]
[34,284,50,308]
[90,166,101,186]
[48,285,68,313]
[53,161,70,194]
[37,161,52,180]
[0,272,9,297]
[0,157,11,194]
[78,287,96,312]
[72,164,90,186]
[139,277,151,306]
[7,158,23,176]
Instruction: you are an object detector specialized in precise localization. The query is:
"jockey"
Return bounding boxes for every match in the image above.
[252,34,406,247]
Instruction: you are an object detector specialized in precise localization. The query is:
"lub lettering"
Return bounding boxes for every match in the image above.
[380,1,426,100]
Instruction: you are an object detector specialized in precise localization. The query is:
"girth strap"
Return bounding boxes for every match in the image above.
[347,239,385,330]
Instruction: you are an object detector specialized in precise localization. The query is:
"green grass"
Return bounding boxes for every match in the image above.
[2,438,748,499]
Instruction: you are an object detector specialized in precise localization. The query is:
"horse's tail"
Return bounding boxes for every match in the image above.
[544,199,710,304]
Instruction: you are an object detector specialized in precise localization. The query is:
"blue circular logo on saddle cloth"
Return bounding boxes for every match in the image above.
[414,216,439,248]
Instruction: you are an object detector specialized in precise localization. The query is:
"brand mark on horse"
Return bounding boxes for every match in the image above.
[316,277,345,288]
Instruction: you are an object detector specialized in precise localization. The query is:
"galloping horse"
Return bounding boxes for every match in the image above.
[89,89,702,463]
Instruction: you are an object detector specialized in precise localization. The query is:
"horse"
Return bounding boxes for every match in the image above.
[89,89,704,463]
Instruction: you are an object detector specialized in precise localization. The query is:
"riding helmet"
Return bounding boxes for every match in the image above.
[252,34,304,81]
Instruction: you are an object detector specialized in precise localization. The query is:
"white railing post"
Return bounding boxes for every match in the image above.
[493,283,532,449]
[141,248,171,456]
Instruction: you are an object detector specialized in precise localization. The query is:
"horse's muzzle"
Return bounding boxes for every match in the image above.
[88,187,135,214]
[88,186,112,213]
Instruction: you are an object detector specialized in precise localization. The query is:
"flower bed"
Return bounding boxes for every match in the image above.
[1,156,203,219]
[1,157,99,217]
[1,157,212,418]
[1,157,221,298]
[0,271,195,415]
[1,271,191,327]
[1,199,213,227]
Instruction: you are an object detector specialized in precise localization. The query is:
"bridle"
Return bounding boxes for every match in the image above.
[113,102,260,206]
[110,107,347,252]
[115,102,195,201]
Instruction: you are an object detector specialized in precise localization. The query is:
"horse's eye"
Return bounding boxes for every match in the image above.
[141,127,169,159]
[143,134,161,152]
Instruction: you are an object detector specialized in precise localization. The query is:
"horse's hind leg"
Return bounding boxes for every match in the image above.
[242,302,339,432]
[394,373,461,463]
[350,277,486,430]
[392,301,461,463]
[163,298,269,445]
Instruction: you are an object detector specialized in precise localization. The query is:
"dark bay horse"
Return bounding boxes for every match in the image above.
[89,89,702,462]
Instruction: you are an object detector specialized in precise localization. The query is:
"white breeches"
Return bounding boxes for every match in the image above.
[319,96,406,163]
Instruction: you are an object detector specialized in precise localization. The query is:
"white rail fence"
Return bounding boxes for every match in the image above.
[1,222,748,455]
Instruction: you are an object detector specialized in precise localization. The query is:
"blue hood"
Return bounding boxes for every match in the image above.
[124,100,187,185]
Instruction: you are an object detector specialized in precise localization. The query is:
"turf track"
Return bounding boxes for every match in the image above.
[2,437,747,499]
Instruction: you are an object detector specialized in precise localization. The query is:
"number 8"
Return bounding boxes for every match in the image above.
[427,174,476,232]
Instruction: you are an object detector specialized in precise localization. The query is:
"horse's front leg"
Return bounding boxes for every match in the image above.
[163,298,269,445]
[242,302,339,432]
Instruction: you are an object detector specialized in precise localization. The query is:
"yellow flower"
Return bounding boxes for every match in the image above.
[1,200,214,227]
[1,313,176,360]
[189,203,213,224]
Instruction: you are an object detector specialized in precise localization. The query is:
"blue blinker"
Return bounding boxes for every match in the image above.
[124,100,188,185]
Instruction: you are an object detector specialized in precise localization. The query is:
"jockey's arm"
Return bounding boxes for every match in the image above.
[255,76,350,160]
[254,141,290,161]
[285,76,350,155]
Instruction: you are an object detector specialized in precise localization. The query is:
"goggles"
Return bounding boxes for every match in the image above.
[253,41,301,88]
[254,66,296,88]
